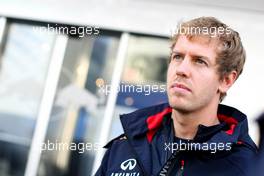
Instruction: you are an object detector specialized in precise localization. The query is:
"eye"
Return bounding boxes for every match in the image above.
[195,57,208,66]
[171,53,183,61]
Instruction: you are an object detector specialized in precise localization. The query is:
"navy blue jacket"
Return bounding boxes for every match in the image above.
[95,103,257,176]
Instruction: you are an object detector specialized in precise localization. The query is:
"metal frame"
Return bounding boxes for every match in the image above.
[24,35,68,176]
[0,17,7,58]
[91,32,130,175]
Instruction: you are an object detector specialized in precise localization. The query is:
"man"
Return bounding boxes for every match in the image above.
[95,17,257,176]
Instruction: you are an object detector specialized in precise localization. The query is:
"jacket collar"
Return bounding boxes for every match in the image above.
[120,103,255,148]
[120,103,257,175]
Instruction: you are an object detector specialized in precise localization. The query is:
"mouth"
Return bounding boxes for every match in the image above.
[171,83,192,92]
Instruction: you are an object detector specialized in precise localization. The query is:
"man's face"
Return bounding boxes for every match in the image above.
[167,35,223,112]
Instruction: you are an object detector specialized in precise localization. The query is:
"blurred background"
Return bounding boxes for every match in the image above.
[0,0,264,176]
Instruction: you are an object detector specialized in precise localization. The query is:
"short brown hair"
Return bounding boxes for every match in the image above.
[171,17,246,101]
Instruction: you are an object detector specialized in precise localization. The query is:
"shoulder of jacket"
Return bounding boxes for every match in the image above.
[104,133,127,149]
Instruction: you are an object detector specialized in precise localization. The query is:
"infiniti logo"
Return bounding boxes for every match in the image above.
[120,159,137,171]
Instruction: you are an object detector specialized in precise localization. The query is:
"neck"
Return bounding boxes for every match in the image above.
[172,103,220,140]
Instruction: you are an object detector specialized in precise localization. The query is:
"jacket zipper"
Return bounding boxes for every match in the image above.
[176,160,185,176]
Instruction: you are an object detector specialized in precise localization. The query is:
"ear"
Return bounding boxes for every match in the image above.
[218,71,238,93]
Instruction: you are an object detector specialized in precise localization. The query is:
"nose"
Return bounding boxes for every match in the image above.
[175,56,191,78]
